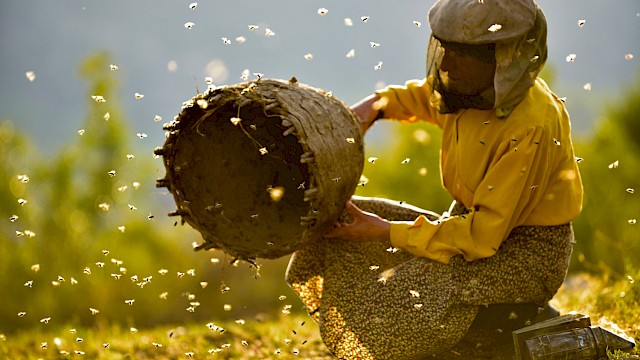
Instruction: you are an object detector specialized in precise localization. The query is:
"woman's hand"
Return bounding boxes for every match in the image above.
[324,201,391,242]
[351,94,384,134]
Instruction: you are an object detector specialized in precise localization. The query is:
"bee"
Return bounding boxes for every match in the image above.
[488,24,502,32]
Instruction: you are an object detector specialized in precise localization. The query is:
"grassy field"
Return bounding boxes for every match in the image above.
[1,273,637,360]
[0,313,333,359]
[549,273,639,360]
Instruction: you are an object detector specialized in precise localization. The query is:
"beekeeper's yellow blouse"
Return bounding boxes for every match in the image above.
[376,77,583,264]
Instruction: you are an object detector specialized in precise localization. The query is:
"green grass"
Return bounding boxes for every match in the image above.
[1,272,637,360]
[0,314,332,359]
[551,273,639,360]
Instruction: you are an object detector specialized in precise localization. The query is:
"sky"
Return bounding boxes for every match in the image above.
[1,0,639,153]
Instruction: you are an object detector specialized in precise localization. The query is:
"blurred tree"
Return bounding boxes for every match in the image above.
[0,120,37,297]
[571,76,640,275]
[355,121,451,213]
[0,52,302,333]
[32,53,131,267]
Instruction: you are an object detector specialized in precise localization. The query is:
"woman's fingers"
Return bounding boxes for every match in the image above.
[324,201,378,240]
[324,203,357,239]
[344,200,366,220]
[324,224,345,238]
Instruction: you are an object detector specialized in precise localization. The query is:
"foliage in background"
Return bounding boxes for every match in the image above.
[570,77,640,275]
[0,53,299,334]
[356,121,450,212]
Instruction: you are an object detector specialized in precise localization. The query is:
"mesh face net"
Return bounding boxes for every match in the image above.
[426,37,497,113]
[426,0,548,117]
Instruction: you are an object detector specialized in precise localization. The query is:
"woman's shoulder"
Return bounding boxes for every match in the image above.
[508,78,570,130]
[532,77,567,107]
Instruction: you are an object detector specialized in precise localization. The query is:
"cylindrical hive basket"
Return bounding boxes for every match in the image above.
[155,78,364,260]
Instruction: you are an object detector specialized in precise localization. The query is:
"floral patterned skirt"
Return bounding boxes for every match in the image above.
[286,197,574,360]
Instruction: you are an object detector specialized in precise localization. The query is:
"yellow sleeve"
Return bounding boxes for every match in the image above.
[375,79,438,125]
[390,126,550,263]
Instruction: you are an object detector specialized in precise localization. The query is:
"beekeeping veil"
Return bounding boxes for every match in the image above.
[426,0,547,117]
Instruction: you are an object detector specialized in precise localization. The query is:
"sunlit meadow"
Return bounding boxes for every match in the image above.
[1,1,639,359]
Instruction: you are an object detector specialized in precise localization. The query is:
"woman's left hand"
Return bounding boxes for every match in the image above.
[324,201,391,242]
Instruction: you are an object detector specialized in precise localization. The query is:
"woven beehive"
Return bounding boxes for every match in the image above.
[155,78,364,260]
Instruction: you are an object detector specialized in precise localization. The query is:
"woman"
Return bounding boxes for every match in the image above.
[286,0,583,358]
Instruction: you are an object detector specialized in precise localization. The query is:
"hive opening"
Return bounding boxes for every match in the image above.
[157,79,364,259]
[173,101,311,251]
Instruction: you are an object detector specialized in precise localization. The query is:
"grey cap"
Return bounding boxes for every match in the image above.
[429,0,537,44]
